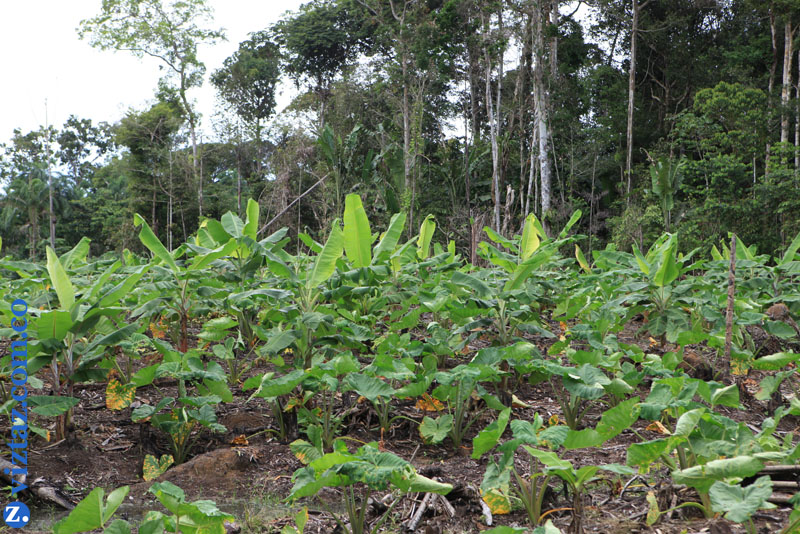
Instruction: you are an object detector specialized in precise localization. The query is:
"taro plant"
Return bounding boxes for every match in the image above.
[546,363,612,431]
[628,379,789,520]
[478,414,567,527]
[297,353,360,450]
[132,387,226,465]
[420,363,502,450]
[52,485,130,534]
[140,481,235,534]
[525,449,631,534]
[288,441,452,534]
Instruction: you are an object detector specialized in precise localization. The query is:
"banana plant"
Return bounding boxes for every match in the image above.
[453,212,581,345]
[31,242,147,440]
[630,233,700,343]
[259,219,345,369]
[649,156,685,232]
[133,213,237,355]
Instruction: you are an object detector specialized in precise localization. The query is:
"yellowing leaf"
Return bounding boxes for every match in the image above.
[731,359,749,376]
[575,244,591,272]
[646,491,660,526]
[150,321,166,339]
[481,488,511,515]
[143,454,174,481]
[511,395,530,408]
[645,421,671,435]
[230,435,249,447]
[548,414,560,426]
[106,377,136,411]
[415,396,445,412]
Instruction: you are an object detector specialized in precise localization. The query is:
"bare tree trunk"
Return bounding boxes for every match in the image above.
[533,0,552,235]
[768,6,778,173]
[796,47,800,172]
[549,1,559,78]
[782,17,795,145]
[721,234,736,381]
[626,1,650,202]
[482,9,503,232]
[45,104,56,250]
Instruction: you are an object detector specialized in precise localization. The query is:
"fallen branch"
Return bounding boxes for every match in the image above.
[0,457,74,510]
[257,172,330,236]
[405,492,434,531]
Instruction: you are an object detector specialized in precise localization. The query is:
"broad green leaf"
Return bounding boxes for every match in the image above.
[28,395,81,417]
[674,408,705,436]
[245,369,306,399]
[519,213,540,261]
[521,446,573,470]
[472,407,511,458]
[653,238,679,287]
[451,271,491,299]
[558,210,582,239]
[221,212,245,238]
[343,193,372,268]
[53,486,130,534]
[751,352,800,370]
[344,374,394,402]
[244,198,259,241]
[372,212,406,263]
[417,215,436,260]
[711,384,739,408]
[133,214,178,273]
[763,321,798,339]
[307,220,344,289]
[46,246,75,310]
[405,473,453,494]
[627,437,680,467]
[632,244,650,276]
[103,519,132,534]
[482,526,527,534]
[564,397,640,449]
[505,244,556,291]
[484,226,517,250]
[672,456,763,494]
[37,310,74,341]
[60,237,91,269]
[419,415,453,444]
[189,239,237,271]
[709,476,774,523]
[780,229,800,265]
[98,266,150,307]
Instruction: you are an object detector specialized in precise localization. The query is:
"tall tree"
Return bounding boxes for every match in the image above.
[78,0,224,218]
[625,0,651,202]
[213,31,281,214]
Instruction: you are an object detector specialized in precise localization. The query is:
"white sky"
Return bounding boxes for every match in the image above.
[0,0,305,144]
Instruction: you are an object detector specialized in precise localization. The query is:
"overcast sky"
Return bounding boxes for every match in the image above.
[0,0,304,144]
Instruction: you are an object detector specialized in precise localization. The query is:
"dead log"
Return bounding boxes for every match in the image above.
[0,457,74,510]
